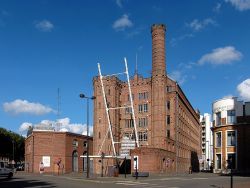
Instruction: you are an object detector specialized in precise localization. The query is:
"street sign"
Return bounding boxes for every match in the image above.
[133,155,139,170]
[120,137,135,157]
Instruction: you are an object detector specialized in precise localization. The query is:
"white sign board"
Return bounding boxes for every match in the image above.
[42,156,50,167]
[120,137,135,157]
[133,155,139,170]
[121,137,135,150]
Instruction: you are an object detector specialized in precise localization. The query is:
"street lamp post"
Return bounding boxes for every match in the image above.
[80,93,96,178]
[206,140,210,170]
[12,140,15,165]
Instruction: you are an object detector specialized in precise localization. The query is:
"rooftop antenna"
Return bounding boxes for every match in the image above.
[57,88,61,118]
[56,88,61,131]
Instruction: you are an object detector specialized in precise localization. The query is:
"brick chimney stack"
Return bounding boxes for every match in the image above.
[151,24,166,77]
[151,24,167,149]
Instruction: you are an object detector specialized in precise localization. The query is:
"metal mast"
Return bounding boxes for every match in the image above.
[97,58,139,158]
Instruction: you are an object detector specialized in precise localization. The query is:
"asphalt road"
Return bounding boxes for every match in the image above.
[0,172,250,188]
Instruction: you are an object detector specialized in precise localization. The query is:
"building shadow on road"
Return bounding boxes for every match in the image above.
[0,177,56,188]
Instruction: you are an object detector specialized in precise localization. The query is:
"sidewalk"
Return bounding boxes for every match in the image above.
[56,172,221,183]
[16,171,221,183]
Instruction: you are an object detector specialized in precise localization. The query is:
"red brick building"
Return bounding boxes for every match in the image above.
[92,24,201,175]
[25,130,92,174]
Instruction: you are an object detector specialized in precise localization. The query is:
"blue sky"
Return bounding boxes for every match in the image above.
[1,0,250,135]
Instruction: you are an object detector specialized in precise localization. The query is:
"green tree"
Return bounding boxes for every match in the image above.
[0,127,25,162]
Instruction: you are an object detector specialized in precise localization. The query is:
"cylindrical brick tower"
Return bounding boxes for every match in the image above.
[151,24,166,77]
[151,24,167,149]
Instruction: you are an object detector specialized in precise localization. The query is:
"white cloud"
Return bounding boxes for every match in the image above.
[3,99,55,115]
[19,122,32,132]
[237,79,250,101]
[112,14,133,31]
[19,117,93,136]
[186,18,216,31]
[169,70,187,85]
[223,94,234,99]
[35,20,54,32]
[225,0,250,11]
[57,117,70,126]
[197,46,243,65]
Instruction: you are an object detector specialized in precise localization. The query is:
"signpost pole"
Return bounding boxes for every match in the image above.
[124,157,127,178]
[135,157,138,180]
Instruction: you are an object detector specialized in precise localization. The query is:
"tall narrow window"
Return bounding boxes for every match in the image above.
[227,110,236,124]
[167,115,170,125]
[227,153,236,169]
[143,132,148,141]
[143,104,148,112]
[216,112,221,126]
[166,101,170,110]
[216,154,221,169]
[216,132,221,147]
[138,104,143,113]
[167,130,170,138]
[227,131,236,146]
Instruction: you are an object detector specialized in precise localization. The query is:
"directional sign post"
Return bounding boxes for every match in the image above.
[120,137,135,158]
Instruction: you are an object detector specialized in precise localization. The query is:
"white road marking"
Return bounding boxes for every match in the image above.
[192,177,208,180]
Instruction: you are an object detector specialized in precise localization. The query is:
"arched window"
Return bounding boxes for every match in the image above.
[72,139,78,147]
[72,150,78,172]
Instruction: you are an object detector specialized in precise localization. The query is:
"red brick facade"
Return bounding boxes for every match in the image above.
[25,131,92,174]
[92,24,201,175]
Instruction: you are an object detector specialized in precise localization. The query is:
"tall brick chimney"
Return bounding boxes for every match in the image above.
[151,24,166,77]
[151,24,167,149]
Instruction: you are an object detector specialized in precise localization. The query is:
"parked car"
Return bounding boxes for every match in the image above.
[0,161,14,178]
[16,163,24,171]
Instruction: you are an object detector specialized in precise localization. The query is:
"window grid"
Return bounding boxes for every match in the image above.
[138,132,148,141]
[138,103,148,113]
[227,131,236,146]
[227,110,236,124]
[139,117,148,127]
[125,119,134,128]
[139,92,149,100]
